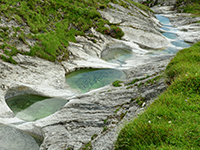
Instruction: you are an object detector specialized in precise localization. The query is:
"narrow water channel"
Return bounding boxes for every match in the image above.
[151,15,190,54]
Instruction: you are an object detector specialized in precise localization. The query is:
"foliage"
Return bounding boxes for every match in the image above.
[0,55,17,64]
[165,42,200,82]
[110,26,124,39]
[146,75,162,85]
[127,75,150,85]
[115,41,200,149]
[91,134,98,140]
[82,141,92,150]
[97,25,124,39]
[112,80,123,87]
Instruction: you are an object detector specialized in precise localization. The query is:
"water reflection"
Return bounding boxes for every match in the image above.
[101,48,133,64]
[6,95,68,121]
[0,124,40,150]
[66,68,126,93]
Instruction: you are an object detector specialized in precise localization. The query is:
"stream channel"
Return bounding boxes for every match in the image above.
[3,15,191,149]
[65,14,190,93]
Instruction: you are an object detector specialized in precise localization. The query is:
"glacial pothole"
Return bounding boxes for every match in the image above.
[101,48,133,64]
[0,124,41,150]
[66,68,126,93]
[6,94,68,121]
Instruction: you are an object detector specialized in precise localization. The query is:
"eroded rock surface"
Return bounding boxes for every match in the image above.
[61,3,171,72]
[0,2,199,150]
[38,55,172,150]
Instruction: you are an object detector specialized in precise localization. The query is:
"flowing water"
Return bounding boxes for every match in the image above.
[0,124,40,150]
[6,94,68,121]
[66,68,126,93]
[151,15,190,54]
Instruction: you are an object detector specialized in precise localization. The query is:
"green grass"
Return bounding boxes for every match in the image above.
[112,80,123,87]
[125,0,153,12]
[0,0,151,63]
[176,0,200,16]
[82,141,92,150]
[127,75,150,85]
[146,75,163,85]
[183,3,200,16]
[115,42,200,149]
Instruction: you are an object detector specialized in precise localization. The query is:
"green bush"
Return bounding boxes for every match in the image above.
[110,26,124,39]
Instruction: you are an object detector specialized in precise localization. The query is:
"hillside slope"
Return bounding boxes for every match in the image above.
[115,0,200,149]
[0,0,151,62]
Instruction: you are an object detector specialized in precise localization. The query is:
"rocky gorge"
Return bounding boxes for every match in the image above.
[0,1,200,150]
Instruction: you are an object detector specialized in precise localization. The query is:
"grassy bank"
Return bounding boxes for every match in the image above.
[115,1,200,149]
[115,41,200,149]
[176,0,200,16]
[0,0,150,63]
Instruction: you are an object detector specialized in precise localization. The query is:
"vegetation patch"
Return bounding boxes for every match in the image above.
[125,0,153,12]
[135,96,145,107]
[120,111,127,120]
[126,86,133,89]
[112,80,123,87]
[104,118,108,124]
[82,141,92,150]
[175,0,200,16]
[103,126,108,132]
[146,74,163,85]
[127,75,150,85]
[0,0,151,63]
[115,41,200,149]
[115,107,121,113]
[91,134,98,140]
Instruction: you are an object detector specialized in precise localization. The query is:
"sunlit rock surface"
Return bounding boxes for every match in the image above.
[38,55,172,150]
